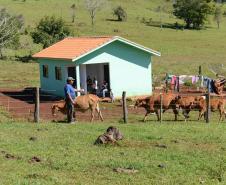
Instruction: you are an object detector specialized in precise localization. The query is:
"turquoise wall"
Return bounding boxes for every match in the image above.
[76,41,153,97]
[38,40,153,97]
[39,59,70,96]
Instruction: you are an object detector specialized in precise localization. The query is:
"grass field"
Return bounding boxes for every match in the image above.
[0,118,226,185]
[0,1,226,184]
[0,0,226,89]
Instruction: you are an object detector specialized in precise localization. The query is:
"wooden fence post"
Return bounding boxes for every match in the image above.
[165,73,168,93]
[199,65,202,76]
[34,87,40,123]
[122,91,128,123]
[7,98,9,111]
[205,92,210,123]
[177,76,180,92]
[199,65,202,87]
[160,93,163,123]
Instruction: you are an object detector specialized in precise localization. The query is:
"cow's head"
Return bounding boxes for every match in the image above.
[51,104,59,116]
[174,95,182,109]
[193,96,205,108]
[134,98,147,109]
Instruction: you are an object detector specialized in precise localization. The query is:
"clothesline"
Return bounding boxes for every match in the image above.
[165,74,225,93]
[165,74,200,85]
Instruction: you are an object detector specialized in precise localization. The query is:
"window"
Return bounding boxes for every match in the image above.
[42,65,48,78]
[55,66,62,80]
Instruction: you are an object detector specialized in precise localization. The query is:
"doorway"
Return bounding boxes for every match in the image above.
[67,67,76,87]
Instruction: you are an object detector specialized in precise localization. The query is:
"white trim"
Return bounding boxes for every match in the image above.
[72,36,161,62]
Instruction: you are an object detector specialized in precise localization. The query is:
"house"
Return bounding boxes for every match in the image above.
[33,36,161,98]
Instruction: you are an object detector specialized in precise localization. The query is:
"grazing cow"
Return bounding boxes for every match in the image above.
[51,94,104,122]
[94,126,123,145]
[194,96,225,122]
[134,93,179,121]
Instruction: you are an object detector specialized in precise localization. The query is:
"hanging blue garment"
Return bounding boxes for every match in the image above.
[203,77,214,93]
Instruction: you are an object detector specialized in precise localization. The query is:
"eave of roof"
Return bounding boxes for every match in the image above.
[32,36,161,62]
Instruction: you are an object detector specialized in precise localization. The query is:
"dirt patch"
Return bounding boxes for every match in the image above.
[29,156,41,163]
[0,88,140,122]
[4,153,21,160]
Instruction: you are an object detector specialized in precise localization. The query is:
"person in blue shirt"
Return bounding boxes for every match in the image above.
[64,77,84,123]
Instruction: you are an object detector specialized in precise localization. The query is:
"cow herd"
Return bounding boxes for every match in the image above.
[134,93,226,122]
[51,92,225,123]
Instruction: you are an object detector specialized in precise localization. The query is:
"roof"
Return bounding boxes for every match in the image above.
[33,36,161,61]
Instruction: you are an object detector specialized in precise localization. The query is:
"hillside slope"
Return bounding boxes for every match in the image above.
[0,0,226,86]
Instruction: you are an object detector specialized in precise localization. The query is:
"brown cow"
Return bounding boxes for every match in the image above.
[134,93,179,122]
[194,96,225,122]
[51,94,104,122]
[174,96,197,121]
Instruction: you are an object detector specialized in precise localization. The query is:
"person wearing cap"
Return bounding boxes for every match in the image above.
[64,77,83,123]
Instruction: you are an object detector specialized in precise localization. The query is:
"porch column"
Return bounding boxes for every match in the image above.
[80,64,87,94]
[76,65,81,96]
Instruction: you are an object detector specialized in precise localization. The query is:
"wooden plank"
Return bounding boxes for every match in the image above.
[34,87,40,123]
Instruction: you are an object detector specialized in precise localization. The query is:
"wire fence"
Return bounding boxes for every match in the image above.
[0,87,226,123]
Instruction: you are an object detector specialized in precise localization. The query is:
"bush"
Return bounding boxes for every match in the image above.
[113,6,127,21]
[31,16,72,48]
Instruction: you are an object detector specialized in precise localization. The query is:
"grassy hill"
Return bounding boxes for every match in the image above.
[0,0,226,87]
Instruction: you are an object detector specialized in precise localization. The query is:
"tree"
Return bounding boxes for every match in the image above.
[113,6,127,21]
[0,8,24,58]
[85,0,104,26]
[31,16,71,48]
[214,6,222,29]
[173,0,214,29]
[71,4,76,23]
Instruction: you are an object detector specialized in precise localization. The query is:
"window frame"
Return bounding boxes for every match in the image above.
[55,66,62,81]
[42,65,49,78]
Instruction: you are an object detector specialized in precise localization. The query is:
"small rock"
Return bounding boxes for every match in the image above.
[29,137,37,141]
[155,144,167,149]
[113,167,139,174]
[158,164,166,168]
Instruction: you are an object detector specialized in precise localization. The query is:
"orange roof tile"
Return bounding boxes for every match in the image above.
[33,36,114,60]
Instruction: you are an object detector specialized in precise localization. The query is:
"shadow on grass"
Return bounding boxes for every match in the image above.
[105,18,121,22]
[15,55,33,63]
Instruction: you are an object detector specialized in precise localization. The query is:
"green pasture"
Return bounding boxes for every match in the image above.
[0,113,226,185]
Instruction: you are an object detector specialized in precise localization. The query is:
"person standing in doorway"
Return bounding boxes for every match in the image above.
[101,81,108,98]
[64,77,84,124]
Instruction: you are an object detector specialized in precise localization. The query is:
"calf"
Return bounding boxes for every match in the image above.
[51,94,103,122]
